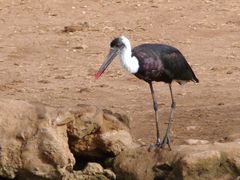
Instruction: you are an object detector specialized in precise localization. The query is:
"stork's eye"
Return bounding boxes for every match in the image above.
[116,42,124,48]
[110,38,125,48]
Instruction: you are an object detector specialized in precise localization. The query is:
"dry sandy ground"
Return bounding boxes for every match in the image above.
[0,0,239,145]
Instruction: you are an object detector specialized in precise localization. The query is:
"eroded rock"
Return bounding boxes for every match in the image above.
[114,147,156,180]
[1,98,239,180]
[63,105,138,159]
[114,142,240,180]
[63,170,109,180]
[103,169,116,180]
[83,162,104,175]
[0,99,75,179]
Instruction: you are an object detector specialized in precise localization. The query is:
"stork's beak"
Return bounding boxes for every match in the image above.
[95,47,119,79]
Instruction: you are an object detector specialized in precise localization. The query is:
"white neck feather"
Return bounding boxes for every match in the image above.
[118,36,139,74]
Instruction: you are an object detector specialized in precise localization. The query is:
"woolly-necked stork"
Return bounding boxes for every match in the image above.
[95,36,199,149]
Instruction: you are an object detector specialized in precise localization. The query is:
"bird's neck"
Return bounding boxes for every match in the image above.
[119,46,139,74]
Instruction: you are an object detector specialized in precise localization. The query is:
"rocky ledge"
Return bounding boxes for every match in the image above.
[0,99,239,180]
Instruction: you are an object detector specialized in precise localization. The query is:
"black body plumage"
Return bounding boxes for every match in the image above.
[132,44,199,84]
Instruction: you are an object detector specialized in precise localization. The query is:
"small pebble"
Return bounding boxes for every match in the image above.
[185,139,209,145]
[186,126,197,131]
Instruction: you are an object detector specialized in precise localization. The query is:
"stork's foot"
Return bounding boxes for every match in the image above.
[161,134,172,150]
[156,137,161,147]
[148,138,161,151]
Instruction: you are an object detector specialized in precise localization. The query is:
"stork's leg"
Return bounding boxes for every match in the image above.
[161,83,176,150]
[149,82,161,146]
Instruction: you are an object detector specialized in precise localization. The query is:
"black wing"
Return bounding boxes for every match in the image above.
[132,44,199,84]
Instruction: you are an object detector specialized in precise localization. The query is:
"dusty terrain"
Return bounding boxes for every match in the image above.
[0,0,239,145]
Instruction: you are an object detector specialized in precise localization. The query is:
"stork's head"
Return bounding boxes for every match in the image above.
[95,36,130,79]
